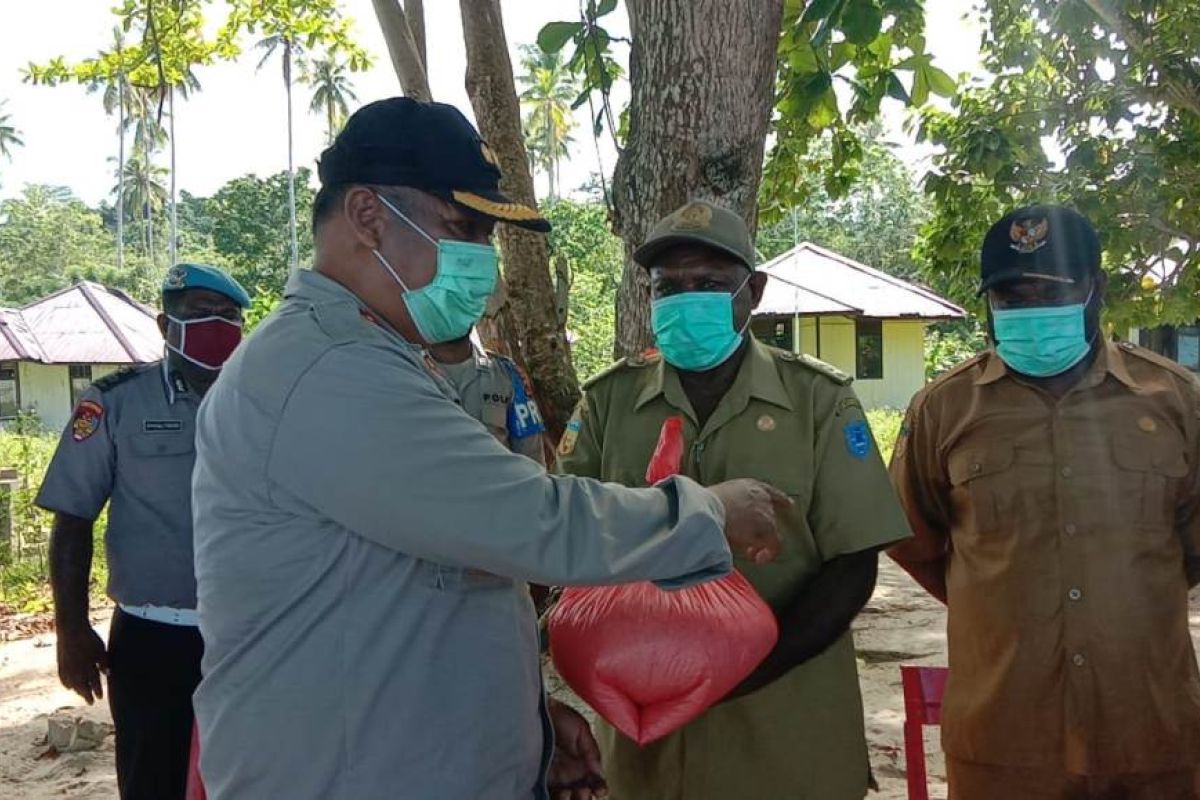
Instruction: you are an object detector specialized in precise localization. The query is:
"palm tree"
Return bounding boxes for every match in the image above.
[165,70,201,269]
[112,150,167,262]
[0,100,24,162]
[257,34,303,272]
[87,29,129,269]
[517,45,578,199]
[305,58,357,144]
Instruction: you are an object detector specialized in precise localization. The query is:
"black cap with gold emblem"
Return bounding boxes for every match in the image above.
[978,204,1100,295]
[633,199,757,270]
[317,97,550,232]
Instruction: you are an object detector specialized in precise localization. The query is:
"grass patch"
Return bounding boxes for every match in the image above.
[866,407,904,465]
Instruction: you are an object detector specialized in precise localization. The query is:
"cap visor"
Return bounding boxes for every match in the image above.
[977,269,1076,296]
[451,189,550,233]
[633,234,752,270]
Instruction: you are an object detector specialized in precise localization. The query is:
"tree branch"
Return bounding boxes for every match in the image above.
[371,0,432,101]
[1080,0,1200,120]
[404,0,426,71]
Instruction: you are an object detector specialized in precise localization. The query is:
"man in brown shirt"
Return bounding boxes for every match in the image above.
[889,205,1200,799]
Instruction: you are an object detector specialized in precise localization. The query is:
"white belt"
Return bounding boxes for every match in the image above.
[119,604,199,627]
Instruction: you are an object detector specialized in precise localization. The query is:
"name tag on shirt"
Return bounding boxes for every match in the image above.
[143,420,184,433]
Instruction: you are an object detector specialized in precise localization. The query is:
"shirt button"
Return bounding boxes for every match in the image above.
[970,462,983,475]
[1072,653,1086,667]
[1065,523,1078,536]
[1068,588,1083,601]
[1060,466,1073,478]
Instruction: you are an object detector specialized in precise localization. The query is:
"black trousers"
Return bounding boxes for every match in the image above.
[107,608,204,800]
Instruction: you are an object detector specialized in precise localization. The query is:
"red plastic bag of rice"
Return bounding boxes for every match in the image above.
[548,416,778,745]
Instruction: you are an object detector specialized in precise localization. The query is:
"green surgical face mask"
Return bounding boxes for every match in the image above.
[373,194,498,344]
[990,288,1094,377]
[651,275,751,371]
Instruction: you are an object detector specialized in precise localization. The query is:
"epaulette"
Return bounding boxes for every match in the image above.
[1115,340,1200,384]
[93,365,149,393]
[582,351,662,391]
[772,348,852,386]
[931,351,991,383]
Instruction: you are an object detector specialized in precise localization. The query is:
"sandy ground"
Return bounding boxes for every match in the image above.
[13,559,1174,800]
[0,562,951,799]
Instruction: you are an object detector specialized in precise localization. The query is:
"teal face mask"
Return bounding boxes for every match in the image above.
[373,194,498,344]
[991,289,1093,377]
[651,275,751,372]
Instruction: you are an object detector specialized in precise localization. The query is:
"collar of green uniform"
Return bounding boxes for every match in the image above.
[635,338,795,417]
[975,339,1138,390]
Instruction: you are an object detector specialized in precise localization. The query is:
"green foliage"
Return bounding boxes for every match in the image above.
[763,0,954,212]
[304,57,358,144]
[0,419,108,611]
[245,289,283,334]
[204,169,315,297]
[924,319,987,379]
[917,0,1200,329]
[0,100,23,164]
[518,44,580,198]
[757,124,930,280]
[543,199,622,381]
[866,407,904,465]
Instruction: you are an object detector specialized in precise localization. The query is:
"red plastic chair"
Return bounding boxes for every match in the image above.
[900,665,949,800]
[185,721,206,800]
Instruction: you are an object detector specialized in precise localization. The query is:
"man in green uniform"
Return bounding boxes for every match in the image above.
[556,199,912,800]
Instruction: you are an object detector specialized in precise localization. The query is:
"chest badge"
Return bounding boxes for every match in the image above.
[1138,416,1157,433]
[756,414,776,432]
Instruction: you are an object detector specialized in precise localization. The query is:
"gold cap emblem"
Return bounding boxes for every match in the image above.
[1009,218,1050,254]
[671,201,713,232]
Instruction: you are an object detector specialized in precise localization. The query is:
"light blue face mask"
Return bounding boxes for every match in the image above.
[991,288,1094,377]
[372,194,498,344]
[651,275,751,372]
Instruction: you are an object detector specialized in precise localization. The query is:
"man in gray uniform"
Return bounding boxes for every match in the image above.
[191,97,789,800]
[430,336,546,464]
[37,264,250,800]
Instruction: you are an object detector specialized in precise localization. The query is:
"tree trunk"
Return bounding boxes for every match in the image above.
[285,45,299,272]
[117,77,125,272]
[545,117,556,199]
[459,0,580,440]
[611,0,783,357]
[168,85,177,267]
[371,0,432,101]
[404,0,426,70]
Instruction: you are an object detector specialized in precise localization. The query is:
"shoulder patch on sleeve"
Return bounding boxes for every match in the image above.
[793,353,852,386]
[495,356,546,440]
[93,366,142,393]
[70,400,104,442]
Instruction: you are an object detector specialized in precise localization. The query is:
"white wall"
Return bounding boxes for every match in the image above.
[792,316,928,410]
[16,363,121,434]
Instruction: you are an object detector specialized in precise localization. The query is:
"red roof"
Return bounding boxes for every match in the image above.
[0,282,161,365]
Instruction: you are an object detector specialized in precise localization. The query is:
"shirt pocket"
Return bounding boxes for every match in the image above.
[125,430,195,458]
[947,442,1016,535]
[1111,432,1188,530]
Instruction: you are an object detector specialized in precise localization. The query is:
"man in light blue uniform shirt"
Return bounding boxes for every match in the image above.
[191,97,790,800]
[37,264,249,800]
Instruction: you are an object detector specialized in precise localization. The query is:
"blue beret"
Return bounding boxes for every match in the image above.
[162,263,251,309]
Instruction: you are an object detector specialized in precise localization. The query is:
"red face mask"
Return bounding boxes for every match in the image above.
[167,316,243,370]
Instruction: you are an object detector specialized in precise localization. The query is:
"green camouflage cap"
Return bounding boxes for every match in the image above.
[633,200,756,270]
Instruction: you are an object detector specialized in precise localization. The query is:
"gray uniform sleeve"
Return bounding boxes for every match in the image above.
[36,386,116,521]
[266,345,731,588]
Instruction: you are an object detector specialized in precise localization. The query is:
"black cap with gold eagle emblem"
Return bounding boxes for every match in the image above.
[317,97,550,232]
[978,204,1100,295]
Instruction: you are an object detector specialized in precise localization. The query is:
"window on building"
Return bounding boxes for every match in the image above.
[751,317,793,351]
[69,365,93,408]
[0,365,19,420]
[855,318,884,380]
[1177,327,1200,372]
